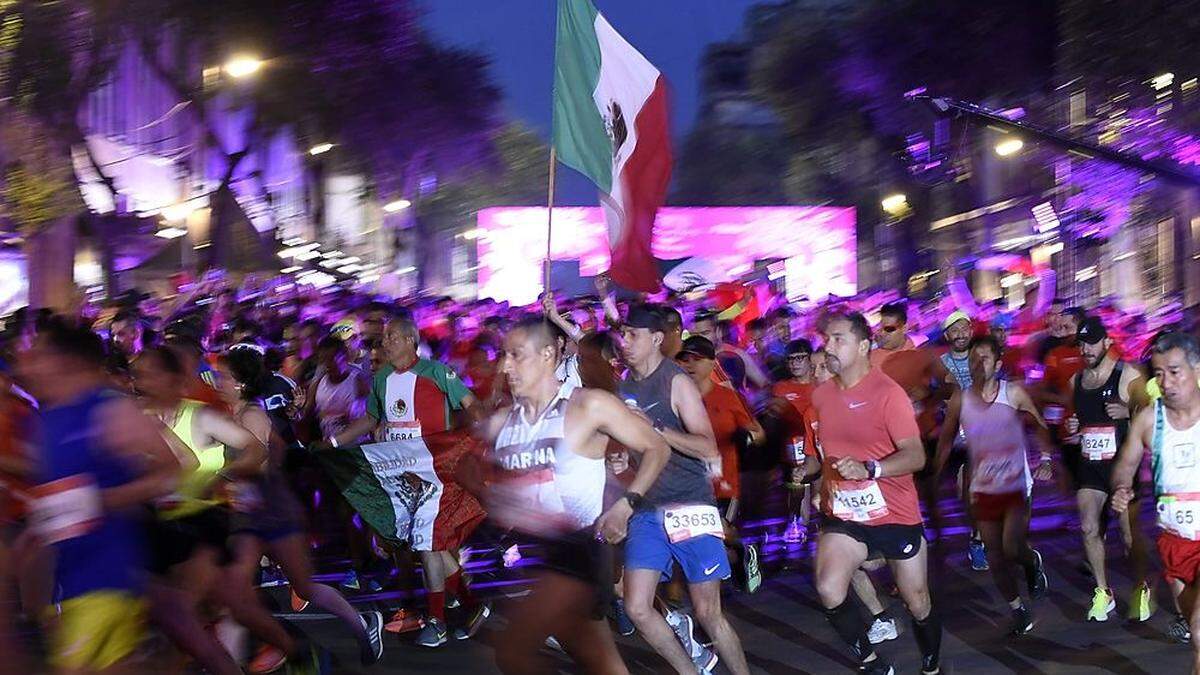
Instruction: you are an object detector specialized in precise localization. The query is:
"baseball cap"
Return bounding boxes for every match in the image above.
[677,335,716,360]
[624,304,666,332]
[331,318,358,340]
[942,310,971,332]
[786,338,814,356]
[1077,316,1108,344]
[990,313,1014,331]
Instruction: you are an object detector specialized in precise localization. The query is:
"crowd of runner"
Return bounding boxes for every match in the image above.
[2,271,1200,674]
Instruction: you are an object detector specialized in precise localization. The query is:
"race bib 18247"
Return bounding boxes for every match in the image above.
[1082,426,1117,461]
[663,504,724,544]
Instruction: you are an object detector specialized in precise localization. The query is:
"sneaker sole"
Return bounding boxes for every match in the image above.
[456,605,492,640]
[868,631,898,645]
[417,636,447,648]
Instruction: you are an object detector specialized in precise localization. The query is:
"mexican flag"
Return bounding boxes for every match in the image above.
[314,432,485,552]
[553,0,672,292]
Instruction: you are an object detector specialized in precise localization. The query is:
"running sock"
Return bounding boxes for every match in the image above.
[912,611,943,664]
[428,591,446,622]
[446,570,476,607]
[824,600,870,660]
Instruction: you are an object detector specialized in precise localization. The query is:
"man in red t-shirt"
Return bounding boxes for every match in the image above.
[767,339,817,544]
[812,311,941,675]
[676,336,765,594]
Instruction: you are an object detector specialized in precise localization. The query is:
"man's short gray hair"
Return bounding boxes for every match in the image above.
[1152,331,1200,367]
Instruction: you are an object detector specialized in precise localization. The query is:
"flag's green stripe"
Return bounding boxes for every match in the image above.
[552,0,613,192]
[313,446,401,543]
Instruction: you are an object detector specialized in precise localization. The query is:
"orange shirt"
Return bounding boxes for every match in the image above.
[869,336,916,369]
[771,380,815,441]
[812,368,923,526]
[879,348,938,437]
[1044,343,1085,394]
[702,383,755,500]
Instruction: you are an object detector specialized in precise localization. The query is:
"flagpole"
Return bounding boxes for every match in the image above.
[544,145,558,296]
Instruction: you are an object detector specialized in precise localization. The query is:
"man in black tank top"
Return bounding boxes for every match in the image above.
[1063,317,1152,622]
[617,304,751,675]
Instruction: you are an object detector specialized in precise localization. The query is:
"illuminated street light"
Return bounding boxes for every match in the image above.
[1151,72,1175,90]
[224,55,263,79]
[308,143,334,156]
[881,193,908,215]
[383,199,412,213]
[995,137,1024,157]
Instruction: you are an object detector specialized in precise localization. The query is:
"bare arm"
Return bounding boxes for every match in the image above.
[933,390,963,475]
[1009,382,1053,452]
[1112,405,1154,513]
[585,390,671,498]
[100,399,182,511]
[543,294,584,343]
[330,414,379,448]
[662,373,719,460]
[196,408,267,479]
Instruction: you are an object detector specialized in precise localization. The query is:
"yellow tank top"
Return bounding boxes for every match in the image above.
[161,400,226,519]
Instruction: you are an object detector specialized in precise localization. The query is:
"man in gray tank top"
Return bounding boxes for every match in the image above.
[617,304,751,675]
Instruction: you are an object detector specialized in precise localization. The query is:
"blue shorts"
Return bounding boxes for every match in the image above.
[624,510,730,583]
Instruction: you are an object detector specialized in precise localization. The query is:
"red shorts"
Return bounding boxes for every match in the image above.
[1158,532,1200,584]
[970,491,1028,523]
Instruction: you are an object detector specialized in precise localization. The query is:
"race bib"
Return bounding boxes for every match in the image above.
[831,480,889,523]
[28,475,103,544]
[788,437,806,463]
[1081,426,1118,461]
[663,504,724,544]
[1159,493,1200,540]
[385,421,422,442]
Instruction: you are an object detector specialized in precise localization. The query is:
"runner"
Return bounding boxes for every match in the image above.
[1112,331,1200,674]
[328,315,486,647]
[1065,316,1152,622]
[618,304,751,675]
[484,315,671,674]
[676,335,766,594]
[812,311,940,675]
[931,309,987,571]
[935,334,1051,635]
[215,346,384,669]
[770,339,816,544]
[20,318,181,675]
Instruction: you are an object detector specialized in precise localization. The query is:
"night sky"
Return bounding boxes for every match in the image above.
[421,0,765,204]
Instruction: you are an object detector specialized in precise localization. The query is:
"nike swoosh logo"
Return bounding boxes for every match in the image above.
[848,402,867,409]
[704,564,720,575]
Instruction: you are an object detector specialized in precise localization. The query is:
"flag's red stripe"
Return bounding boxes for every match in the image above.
[609,75,672,293]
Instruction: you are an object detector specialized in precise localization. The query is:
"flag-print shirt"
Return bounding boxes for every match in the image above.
[367,358,471,442]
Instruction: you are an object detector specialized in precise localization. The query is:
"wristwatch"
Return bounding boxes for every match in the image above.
[623,490,645,510]
[865,460,882,480]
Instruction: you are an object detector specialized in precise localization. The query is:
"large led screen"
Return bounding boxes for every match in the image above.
[476,206,856,305]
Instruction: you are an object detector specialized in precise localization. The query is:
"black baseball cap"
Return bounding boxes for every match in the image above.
[1077,316,1108,344]
[677,335,717,360]
[786,338,814,356]
[624,304,666,332]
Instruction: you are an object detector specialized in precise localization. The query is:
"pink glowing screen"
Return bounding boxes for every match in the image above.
[476,206,857,305]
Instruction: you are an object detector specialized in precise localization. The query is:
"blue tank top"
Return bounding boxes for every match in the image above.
[40,388,146,599]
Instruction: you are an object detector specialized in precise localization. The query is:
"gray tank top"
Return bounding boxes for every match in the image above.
[619,359,715,509]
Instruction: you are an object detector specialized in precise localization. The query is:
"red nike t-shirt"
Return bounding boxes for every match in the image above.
[702,384,755,500]
[811,368,923,526]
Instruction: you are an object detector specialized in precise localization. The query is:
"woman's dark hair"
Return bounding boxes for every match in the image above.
[221,346,270,401]
[139,345,186,376]
[316,335,346,355]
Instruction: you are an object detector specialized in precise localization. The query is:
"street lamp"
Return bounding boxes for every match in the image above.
[881,193,908,216]
[995,137,1024,157]
[308,143,334,156]
[224,55,263,79]
[383,199,412,213]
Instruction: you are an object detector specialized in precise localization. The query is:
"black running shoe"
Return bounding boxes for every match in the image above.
[1026,548,1048,599]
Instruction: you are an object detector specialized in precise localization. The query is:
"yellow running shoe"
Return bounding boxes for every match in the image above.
[1087,587,1115,622]
[1128,583,1156,622]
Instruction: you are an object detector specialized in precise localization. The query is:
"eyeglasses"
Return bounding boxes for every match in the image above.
[787,354,811,361]
[878,325,901,333]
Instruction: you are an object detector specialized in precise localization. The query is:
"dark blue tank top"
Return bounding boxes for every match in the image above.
[41,388,146,599]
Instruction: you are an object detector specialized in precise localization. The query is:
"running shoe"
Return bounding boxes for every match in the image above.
[290,590,310,613]
[968,537,989,571]
[384,608,425,634]
[866,616,898,644]
[416,616,448,647]
[859,658,895,675]
[693,645,719,674]
[339,570,362,592]
[248,645,287,674]
[665,609,701,659]
[363,578,383,594]
[1010,604,1034,636]
[1026,548,1048,599]
[1086,587,1116,622]
[611,598,636,637]
[783,516,807,545]
[1127,582,1155,622]
[1168,614,1192,644]
[453,603,492,641]
[259,565,288,588]
[545,635,565,652]
[360,611,384,665]
[920,652,941,675]
[743,543,762,594]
